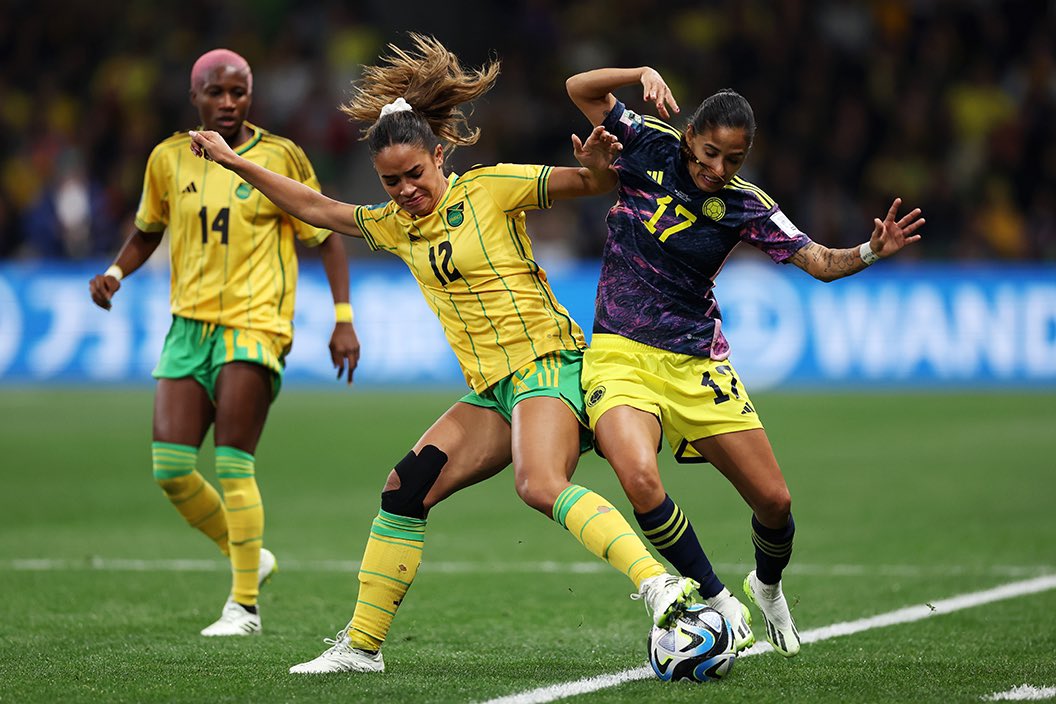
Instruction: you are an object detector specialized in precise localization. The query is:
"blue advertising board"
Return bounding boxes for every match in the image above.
[0,259,1053,389]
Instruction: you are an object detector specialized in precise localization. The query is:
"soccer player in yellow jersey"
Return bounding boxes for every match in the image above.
[89,49,361,637]
[191,34,695,674]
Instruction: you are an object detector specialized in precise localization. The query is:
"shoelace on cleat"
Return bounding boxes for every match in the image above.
[322,626,351,649]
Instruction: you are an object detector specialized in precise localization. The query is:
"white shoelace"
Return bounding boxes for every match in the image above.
[322,626,352,650]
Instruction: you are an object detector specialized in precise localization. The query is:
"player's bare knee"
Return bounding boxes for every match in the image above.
[380,445,447,519]
[619,470,666,512]
[513,475,558,515]
[513,476,539,509]
[606,446,658,474]
[755,488,792,527]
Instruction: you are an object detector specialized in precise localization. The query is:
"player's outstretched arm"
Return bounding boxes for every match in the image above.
[188,130,361,237]
[88,229,164,310]
[787,197,924,282]
[548,125,622,201]
[566,67,680,125]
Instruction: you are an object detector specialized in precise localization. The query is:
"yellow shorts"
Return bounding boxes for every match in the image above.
[582,333,763,463]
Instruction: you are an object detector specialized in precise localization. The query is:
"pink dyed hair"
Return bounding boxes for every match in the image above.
[190,49,253,92]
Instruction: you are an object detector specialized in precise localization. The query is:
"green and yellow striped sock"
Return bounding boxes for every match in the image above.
[553,484,667,590]
[152,441,228,555]
[216,446,263,606]
[347,510,425,651]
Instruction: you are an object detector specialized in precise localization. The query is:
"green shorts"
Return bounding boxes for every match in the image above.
[460,349,594,454]
[152,316,287,402]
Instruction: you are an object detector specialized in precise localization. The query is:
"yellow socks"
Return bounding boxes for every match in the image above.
[553,485,666,589]
[216,446,263,606]
[152,443,264,606]
[152,442,228,555]
[347,511,425,651]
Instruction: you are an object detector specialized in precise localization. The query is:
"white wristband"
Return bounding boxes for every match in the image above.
[859,242,879,266]
[104,264,124,281]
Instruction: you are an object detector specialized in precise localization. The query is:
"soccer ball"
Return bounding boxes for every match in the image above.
[648,603,737,683]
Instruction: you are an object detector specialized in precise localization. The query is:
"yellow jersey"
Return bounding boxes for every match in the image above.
[134,122,330,345]
[353,163,586,392]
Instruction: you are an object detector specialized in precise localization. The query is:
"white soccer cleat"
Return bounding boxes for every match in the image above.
[289,627,385,674]
[704,587,756,652]
[200,597,261,637]
[743,570,800,657]
[632,574,699,628]
[258,547,278,587]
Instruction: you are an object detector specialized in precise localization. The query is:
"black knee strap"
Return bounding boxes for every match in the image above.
[381,445,447,518]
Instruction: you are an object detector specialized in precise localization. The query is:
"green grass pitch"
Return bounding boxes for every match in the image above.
[0,388,1053,703]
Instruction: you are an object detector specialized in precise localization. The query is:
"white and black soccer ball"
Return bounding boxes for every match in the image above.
[648,603,737,683]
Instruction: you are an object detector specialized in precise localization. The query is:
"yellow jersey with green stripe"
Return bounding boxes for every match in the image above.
[134,122,330,344]
[353,164,586,392]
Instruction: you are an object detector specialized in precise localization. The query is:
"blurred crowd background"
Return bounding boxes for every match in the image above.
[1,0,1053,265]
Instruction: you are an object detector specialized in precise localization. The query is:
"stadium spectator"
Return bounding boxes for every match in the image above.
[87,49,361,637]
[0,0,1051,263]
[566,64,924,657]
[21,149,116,258]
[189,34,697,674]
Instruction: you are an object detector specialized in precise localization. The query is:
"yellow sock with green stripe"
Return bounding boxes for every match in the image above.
[216,446,263,606]
[347,510,425,651]
[553,485,667,590]
[152,442,228,555]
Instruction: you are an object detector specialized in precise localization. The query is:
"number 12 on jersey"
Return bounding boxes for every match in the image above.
[429,241,463,285]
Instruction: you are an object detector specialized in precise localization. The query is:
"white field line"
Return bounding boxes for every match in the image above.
[982,685,1056,701]
[3,557,1053,579]
[477,574,1056,704]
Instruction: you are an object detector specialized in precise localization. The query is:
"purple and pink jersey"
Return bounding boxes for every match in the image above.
[596,99,812,359]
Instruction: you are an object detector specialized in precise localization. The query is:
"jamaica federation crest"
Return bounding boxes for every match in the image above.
[445,202,465,227]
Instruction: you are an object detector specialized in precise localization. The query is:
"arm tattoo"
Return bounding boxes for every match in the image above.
[790,242,868,282]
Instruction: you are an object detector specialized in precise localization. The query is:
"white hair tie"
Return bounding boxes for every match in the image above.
[380,97,413,118]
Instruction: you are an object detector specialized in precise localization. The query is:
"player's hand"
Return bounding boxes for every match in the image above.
[89,272,122,310]
[869,197,924,258]
[571,125,622,171]
[189,130,237,167]
[329,322,361,385]
[640,67,679,119]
